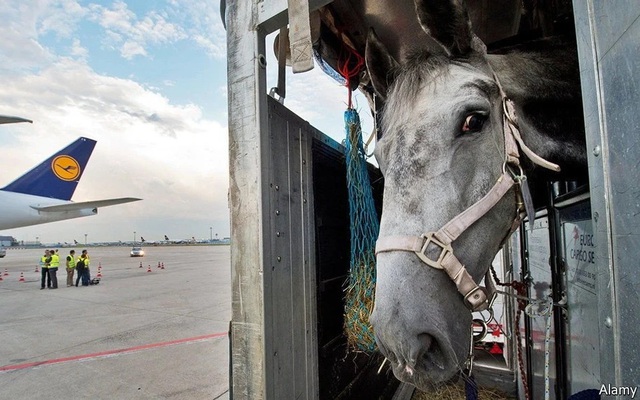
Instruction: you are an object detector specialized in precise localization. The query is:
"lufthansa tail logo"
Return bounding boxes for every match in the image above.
[51,155,81,181]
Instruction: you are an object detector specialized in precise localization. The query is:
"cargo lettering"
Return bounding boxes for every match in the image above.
[570,248,595,264]
[579,234,594,247]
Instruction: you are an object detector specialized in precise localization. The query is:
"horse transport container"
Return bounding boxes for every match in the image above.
[226,1,640,399]
[508,1,640,398]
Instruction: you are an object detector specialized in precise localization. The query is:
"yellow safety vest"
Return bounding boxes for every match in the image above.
[67,255,76,268]
[77,256,89,268]
[40,256,47,267]
[50,254,60,268]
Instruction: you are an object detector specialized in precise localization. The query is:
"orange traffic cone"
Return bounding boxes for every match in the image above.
[160,262,165,270]
[35,265,39,273]
[139,262,143,268]
[97,268,103,278]
[19,272,25,282]
[157,261,161,269]
[0,274,3,282]
[3,268,8,276]
[147,265,152,273]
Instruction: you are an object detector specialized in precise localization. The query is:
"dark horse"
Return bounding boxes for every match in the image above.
[364,0,586,391]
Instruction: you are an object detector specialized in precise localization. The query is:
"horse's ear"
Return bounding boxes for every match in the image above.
[414,0,474,56]
[365,28,399,101]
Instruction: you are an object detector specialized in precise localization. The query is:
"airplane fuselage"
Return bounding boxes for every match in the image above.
[0,190,96,230]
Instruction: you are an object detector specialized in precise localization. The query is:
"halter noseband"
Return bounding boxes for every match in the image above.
[374,74,560,312]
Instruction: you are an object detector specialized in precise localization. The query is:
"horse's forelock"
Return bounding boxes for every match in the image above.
[381,53,451,133]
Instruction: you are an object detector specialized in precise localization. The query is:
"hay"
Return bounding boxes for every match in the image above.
[344,260,377,351]
[412,382,515,400]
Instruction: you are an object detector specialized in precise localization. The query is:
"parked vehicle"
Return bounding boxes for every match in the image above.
[130,246,144,257]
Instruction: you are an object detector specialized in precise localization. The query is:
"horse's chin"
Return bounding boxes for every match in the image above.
[386,334,464,392]
[389,360,457,392]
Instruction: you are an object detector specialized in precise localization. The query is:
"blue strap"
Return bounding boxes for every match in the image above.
[465,373,478,400]
[567,389,601,400]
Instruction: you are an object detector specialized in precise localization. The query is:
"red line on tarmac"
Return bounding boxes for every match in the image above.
[0,332,227,373]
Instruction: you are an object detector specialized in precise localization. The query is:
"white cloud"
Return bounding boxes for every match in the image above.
[37,0,87,37]
[0,3,60,72]
[89,1,188,60]
[70,38,88,59]
[121,40,147,59]
[166,0,227,59]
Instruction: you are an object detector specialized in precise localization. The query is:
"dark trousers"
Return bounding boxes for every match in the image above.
[75,268,83,286]
[82,268,90,286]
[41,268,50,288]
[49,268,58,288]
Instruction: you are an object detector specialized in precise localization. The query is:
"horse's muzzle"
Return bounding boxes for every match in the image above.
[372,325,459,389]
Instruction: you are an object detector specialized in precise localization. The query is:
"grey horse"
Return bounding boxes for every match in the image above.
[365,0,586,390]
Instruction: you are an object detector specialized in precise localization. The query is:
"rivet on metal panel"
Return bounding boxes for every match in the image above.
[275,185,279,191]
[593,145,601,157]
[302,159,306,165]
[275,210,280,215]
[604,317,613,328]
[593,212,599,223]
[276,232,281,237]
[277,256,282,262]
[303,198,307,203]
[258,54,267,68]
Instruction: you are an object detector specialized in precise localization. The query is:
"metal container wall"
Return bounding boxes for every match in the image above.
[573,0,640,388]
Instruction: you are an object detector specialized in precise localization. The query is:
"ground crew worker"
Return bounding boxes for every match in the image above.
[66,250,76,287]
[48,249,60,289]
[40,249,50,290]
[77,249,91,286]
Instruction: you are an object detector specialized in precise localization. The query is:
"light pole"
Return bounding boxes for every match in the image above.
[134,231,137,244]
[84,234,87,246]
[210,227,213,242]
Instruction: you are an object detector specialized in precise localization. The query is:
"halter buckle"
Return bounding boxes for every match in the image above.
[463,286,489,311]
[415,233,452,270]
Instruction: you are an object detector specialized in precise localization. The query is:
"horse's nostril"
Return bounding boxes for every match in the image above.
[417,333,433,350]
[409,333,433,366]
[417,333,447,370]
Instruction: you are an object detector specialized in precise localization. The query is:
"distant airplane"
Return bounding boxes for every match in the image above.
[140,236,146,243]
[164,235,170,241]
[0,137,141,230]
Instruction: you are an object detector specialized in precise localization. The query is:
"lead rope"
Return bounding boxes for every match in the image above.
[491,267,559,400]
[464,331,479,400]
[490,267,531,400]
[525,298,554,400]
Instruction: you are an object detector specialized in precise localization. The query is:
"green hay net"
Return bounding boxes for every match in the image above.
[344,108,379,352]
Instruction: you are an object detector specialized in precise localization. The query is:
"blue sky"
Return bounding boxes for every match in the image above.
[0,1,371,244]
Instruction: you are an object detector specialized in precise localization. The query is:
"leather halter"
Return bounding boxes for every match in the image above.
[375,74,560,312]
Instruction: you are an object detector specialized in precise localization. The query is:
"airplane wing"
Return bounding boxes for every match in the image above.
[30,197,142,212]
[0,115,33,124]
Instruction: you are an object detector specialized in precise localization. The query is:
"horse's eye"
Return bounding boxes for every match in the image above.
[462,113,486,133]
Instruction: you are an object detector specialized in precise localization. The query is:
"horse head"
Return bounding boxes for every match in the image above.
[365,0,584,390]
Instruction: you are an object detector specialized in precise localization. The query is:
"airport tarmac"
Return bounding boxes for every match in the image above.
[0,245,230,400]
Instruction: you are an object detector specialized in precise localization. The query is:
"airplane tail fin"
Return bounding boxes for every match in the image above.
[2,137,96,200]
